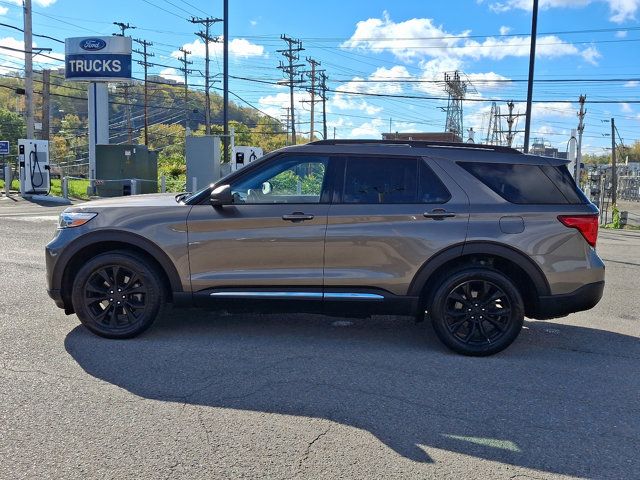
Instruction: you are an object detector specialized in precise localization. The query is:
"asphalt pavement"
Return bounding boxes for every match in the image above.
[1,197,639,479]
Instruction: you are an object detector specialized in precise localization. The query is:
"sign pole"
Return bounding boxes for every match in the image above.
[87,82,109,193]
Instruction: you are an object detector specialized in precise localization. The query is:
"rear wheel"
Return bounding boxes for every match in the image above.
[71,251,164,339]
[429,268,524,356]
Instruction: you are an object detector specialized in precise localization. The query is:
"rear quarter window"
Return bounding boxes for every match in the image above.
[458,162,585,204]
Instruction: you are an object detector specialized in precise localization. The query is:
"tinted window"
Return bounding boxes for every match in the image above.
[459,162,570,204]
[343,157,418,204]
[231,155,327,204]
[419,161,451,203]
[541,165,589,204]
[341,157,451,204]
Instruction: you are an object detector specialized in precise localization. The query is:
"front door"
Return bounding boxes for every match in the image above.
[187,154,330,296]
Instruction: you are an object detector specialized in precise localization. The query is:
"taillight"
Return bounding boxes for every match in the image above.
[558,215,599,248]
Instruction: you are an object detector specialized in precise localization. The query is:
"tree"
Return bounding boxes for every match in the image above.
[0,109,26,156]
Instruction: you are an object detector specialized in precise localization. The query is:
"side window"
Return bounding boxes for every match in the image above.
[231,155,327,204]
[419,160,451,204]
[459,162,569,204]
[343,157,418,204]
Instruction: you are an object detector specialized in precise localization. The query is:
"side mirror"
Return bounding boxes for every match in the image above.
[261,181,272,195]
[210,184,233,207]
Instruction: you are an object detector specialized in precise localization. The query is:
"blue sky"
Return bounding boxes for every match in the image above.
[1,0,639,153]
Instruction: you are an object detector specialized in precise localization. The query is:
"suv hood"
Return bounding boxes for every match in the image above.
[71,193,185,210]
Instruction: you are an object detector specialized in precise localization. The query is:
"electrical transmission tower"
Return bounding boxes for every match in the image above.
[277,35,304,145]
[443,71,468,140]
[485,102,502,145]
[133,38,154,146]
[190,17,222,135]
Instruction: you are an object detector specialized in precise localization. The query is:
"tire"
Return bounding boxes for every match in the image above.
[429,268,524,356]
[71,251,165,339]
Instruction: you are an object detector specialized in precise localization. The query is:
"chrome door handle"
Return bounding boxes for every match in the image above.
[282,212,315,222]
[423,209,456,220]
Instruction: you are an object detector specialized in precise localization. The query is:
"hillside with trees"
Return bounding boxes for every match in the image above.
[0,70,288,188]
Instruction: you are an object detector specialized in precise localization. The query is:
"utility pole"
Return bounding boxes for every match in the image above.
[506,101,515,147]
[113,22,135,36]
[611,117,617,205]
[280,107,290,145]
[114,22,136,144]
[41,69,50,141]
[304,57,321,142]
[277,35,304,145]
[133,38,154,146]
[523,0,539,153]
[191,17,222,136]
[177,47,193,132]
[576,95,587,185]
[223,0,229,162]
[23,0,34,138]
[320,72,328,140]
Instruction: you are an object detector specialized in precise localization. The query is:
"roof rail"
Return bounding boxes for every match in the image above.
[307,139,522,154]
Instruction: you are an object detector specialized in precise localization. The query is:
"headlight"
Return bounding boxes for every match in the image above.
[59,212,97,229]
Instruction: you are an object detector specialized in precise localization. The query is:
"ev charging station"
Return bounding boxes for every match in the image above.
[231,146,263,172]
[19,139,50,195]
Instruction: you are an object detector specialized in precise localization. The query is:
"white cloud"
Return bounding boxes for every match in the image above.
[621,102,633,113]
[624,80,639,87]
[350,118,385,138]
[173,37,264,60]
[615,29,628,37]
[158,68,183,84]
[6,0,57,6]
[485,0,640,24]
[499,25,511,35]
[581,46,602,65]
[342,12,596,65]
[0,6,8,15]
[257,91,311,119]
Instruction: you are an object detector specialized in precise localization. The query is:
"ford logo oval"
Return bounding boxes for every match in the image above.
[80,38,107,51]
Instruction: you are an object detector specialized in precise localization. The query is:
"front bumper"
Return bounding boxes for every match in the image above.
[534,281,605,319]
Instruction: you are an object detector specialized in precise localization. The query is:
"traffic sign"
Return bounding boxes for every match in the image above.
[0,141,9,155]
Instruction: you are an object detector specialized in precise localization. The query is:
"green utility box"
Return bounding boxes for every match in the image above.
[95,144,158,197]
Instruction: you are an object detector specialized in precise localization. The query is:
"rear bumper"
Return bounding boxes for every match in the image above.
[534,281,604,319]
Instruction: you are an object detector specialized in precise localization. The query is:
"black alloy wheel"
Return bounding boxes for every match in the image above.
[83,265,149,332]
[443,279,511,346]
[71,251,164,338]
[430,268,524,356]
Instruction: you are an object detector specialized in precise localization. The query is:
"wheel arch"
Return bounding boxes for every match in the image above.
[409,241,550,317]
[56,230,184,312]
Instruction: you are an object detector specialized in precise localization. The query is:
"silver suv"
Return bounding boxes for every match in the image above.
[46,140,604,355]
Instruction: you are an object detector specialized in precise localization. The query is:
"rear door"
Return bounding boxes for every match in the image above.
[323,155,469,297]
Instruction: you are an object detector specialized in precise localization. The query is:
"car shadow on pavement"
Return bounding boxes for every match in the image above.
[65,310,640,478]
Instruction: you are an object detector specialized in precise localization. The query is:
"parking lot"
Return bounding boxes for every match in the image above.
[1,197,639,480]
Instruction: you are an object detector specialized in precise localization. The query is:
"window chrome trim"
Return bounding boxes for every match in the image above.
[324,292,384,300]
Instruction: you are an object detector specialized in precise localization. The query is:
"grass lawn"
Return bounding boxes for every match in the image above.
[0,178,91,200]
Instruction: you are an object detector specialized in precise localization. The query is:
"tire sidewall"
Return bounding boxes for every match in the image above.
[430,268,524,356]
[71,252,163,339]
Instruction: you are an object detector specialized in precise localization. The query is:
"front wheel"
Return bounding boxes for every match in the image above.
[71,251,165,339]
[429,268,524,356]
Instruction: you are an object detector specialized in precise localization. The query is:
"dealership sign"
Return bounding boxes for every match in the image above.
[65,36,132,82]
